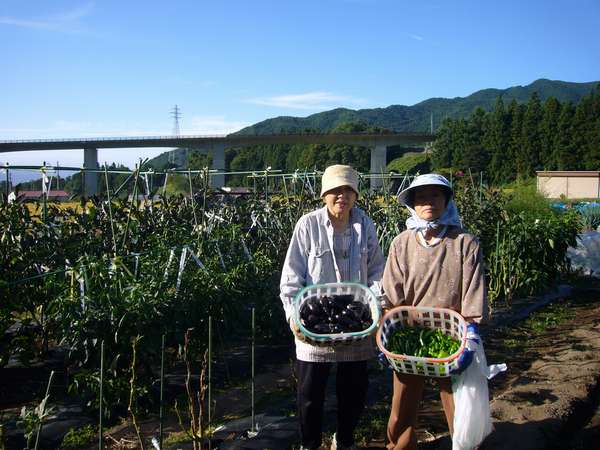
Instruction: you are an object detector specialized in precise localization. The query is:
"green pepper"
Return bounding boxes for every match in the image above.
[385,326,460,359]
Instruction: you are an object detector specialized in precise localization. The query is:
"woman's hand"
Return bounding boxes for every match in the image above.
[289,318,308,343]
[451,323,480,375]
[289,319,331,347]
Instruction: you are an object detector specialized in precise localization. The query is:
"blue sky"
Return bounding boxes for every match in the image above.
[1,0,599,175]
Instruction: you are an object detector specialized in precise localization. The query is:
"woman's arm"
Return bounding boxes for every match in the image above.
[365,217,386,295]
[381,238,406,309]
[460,239,488,324]
[279,218,310,322]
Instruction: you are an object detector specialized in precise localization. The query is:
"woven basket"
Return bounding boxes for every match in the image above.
[293,282,380,345]
[376,306,467,377]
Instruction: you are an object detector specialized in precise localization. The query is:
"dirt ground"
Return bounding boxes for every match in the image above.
[389,283,600,450]
[3,283,600,449]
[482,285,600,450]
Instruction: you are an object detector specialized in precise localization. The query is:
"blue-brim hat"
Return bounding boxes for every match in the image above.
[397,173,453,207]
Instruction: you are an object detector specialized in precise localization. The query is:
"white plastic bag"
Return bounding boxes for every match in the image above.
[452,341,506,450]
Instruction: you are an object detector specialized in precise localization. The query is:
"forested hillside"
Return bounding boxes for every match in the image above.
[431,85,600,183]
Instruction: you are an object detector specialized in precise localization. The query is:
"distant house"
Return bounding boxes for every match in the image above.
[18,190,70,202]
[537,171,600,199]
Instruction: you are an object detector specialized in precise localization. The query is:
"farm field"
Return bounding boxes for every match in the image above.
[3,281,596,449]
[1,173,597,449]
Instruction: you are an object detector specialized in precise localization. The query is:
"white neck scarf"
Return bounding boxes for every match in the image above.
[405,200,462,231]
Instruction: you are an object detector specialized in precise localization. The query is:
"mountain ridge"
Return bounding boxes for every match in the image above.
[234,78,599,135]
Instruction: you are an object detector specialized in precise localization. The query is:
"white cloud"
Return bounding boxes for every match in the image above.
[246,91,366,110]
[0,2,94,33]
[407,33,424,41]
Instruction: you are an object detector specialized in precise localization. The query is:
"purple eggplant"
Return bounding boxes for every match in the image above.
[300,293,373,334]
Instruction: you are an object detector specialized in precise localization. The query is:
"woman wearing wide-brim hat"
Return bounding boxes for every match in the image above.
[381,173,488,450]
[280,164,385,450]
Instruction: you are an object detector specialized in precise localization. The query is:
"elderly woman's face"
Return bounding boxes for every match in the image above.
[323,185,357,218]
[413,185,447,221]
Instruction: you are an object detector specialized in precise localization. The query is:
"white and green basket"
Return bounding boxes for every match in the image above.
[376,306,467,378]
[293,282,381,345]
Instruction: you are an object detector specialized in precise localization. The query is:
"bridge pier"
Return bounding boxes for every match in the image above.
[83,147,98,196]
[210,143,226,189]
[370,144,387,190]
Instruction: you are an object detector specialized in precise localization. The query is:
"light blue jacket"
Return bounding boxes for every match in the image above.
[280,206,385,362]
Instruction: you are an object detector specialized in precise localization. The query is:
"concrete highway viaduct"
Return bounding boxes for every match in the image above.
[0,132,434,196]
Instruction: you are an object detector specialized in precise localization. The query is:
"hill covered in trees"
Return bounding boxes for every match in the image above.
[235,79,599,134]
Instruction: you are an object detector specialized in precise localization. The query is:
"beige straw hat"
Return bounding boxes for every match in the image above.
[320,165,359,197]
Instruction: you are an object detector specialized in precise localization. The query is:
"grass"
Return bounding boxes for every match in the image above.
[387,152,431,174]
[354,400,389,446]
[163,430,192,447]
[502,178,554,218]
[59,425,96,449]
[500,302,575,350]
[503,337,520,349]
[522,303,574,334]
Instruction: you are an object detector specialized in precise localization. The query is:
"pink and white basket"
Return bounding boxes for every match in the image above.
[376,306,467,377]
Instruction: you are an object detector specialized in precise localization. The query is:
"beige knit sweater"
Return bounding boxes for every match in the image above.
[381,226,487,323]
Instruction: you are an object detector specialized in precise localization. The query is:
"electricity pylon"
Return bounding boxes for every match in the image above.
[169,105,182,166]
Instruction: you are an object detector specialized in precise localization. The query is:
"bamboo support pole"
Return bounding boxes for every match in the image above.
[208,316,212,450]
[99,341,104,450]
[251,307,256,433]
[34,370,55,450]
[159,334,165,450]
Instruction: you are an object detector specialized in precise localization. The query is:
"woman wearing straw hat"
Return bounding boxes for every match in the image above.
[381,173,488,450]
[280,164,385,450]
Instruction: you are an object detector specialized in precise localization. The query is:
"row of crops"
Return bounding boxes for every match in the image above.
[0,171,582,429]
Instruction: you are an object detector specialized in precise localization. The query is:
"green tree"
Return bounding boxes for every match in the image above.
[583,85,600,169]
[539,97,561,169]
[507,99,524,181]
[98,163,132,197]
[517,92,543,177]
[554,102,575,170]
[585,118,600,170]
[462,107,490,173]
[451,119,469,169]
[431,118,456,169]
[570,96,593,170]
[486,97,511,184]
[188,150,213,170]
